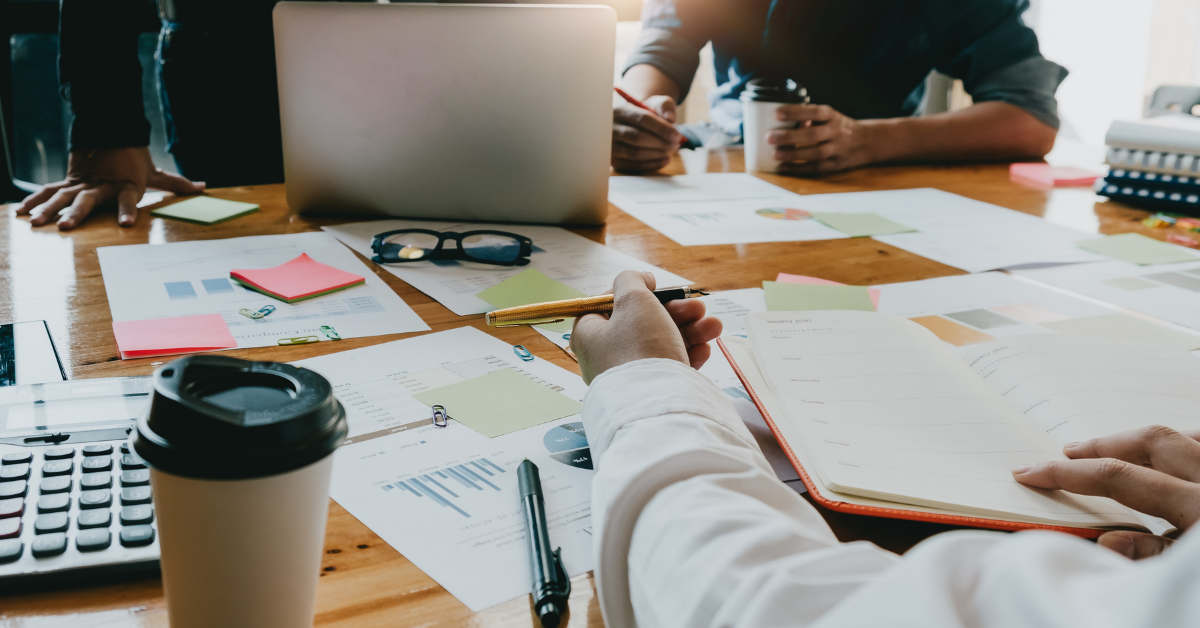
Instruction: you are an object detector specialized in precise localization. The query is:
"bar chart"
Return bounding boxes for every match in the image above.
[382,457,507,518]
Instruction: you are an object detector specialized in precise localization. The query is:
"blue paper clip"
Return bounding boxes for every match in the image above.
[513,345,534,361]
[257,305,276,318]
[431,405,449,428]
[562,333,571,340]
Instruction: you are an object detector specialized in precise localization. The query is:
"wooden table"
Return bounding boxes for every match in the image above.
[0,150,1176,627]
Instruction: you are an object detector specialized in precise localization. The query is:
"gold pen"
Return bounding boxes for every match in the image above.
[485,286,710,327]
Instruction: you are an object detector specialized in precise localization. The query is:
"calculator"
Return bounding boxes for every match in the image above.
[0,377,158,588]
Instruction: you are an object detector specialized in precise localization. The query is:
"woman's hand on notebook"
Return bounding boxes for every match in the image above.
[571,271,722,384]
[1012,425,1200,559]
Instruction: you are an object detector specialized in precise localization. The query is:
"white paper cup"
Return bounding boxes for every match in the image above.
[740,79,809,173]
[134,356,347,628]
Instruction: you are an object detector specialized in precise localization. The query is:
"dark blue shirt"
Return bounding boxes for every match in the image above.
[624,0,1067,136]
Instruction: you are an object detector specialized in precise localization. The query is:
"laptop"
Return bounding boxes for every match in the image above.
[273,2,615,225]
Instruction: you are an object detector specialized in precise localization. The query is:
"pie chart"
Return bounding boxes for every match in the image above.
[543,422,592,470]
[756,207,812,221]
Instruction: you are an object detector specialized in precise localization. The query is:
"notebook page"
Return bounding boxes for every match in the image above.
[747,311,1147,528]
[963,335,1200,445]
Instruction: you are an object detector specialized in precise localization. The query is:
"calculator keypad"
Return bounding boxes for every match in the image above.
[0,443,157,574]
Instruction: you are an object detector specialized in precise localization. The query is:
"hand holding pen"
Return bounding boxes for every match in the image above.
[612,87,686,173]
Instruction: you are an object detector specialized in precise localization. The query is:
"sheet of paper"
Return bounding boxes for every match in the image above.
[746,311,1147,528]
[150,196,259,225]
[292,327,593,612]
[797,188,1103,272]
[111,313,237,359]
[1074,232,1200,265]
[98,232,429,350]
[763,281,876,312]
[413,368,582,438]
[811,212,915,237]
[962,334,1200,446]
[607,174,847,246]
[872,272,1126,353]
[323,219,690,315]
[1040,314,1200,350]
[231,253,365,303]
[475,269,586,333]
[1013,258,1200,335]
[776,273,880,308]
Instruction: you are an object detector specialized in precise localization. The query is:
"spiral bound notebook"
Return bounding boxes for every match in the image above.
[718,311,1194,537]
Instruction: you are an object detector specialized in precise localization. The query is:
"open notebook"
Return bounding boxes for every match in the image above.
[720,311,1200,537]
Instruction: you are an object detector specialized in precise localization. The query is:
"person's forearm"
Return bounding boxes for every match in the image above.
[862,101,1057,165]
[60,0,152,150]
[621,64,682,103]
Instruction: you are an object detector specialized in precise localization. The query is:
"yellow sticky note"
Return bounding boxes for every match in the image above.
[811,212,916,237]
[412,368,582,438]
[151,197,259,225]
[763,281,876,312]
[476,269,586,333]
[1075,233,1200,265]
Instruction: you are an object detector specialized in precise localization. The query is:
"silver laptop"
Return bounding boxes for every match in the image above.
[273,2,615,225]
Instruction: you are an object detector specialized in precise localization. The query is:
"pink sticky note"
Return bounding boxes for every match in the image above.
[1009,163,1100,188]
[230,253,365,303]
[776,273,881,309]
[112,313,237,360]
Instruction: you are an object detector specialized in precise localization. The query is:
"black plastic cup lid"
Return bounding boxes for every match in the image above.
[133,355,347,480]
[741,78,809,103]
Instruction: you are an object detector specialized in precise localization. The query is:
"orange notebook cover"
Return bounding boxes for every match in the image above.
[716,338,1104,539]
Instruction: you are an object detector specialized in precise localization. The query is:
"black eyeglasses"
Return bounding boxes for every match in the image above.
[370,229,534,266]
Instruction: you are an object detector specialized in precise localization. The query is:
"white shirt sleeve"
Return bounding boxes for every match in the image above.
[582,358,1200,628]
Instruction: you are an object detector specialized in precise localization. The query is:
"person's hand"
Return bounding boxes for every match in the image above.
[1013,425,1200,559]
[767,104,876,176]
[612,95,684,173]
[570,271,722,384]
[12,146,204,230]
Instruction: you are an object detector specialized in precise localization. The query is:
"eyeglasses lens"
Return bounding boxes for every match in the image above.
[461,234,523,262]
[382,232,441,260]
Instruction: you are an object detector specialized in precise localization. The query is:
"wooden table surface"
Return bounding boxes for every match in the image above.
[0,149,1177,627]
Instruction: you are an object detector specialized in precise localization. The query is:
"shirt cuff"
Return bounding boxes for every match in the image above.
[621,27,703,103]
[968,55,1068,130]
[583,358,748,457]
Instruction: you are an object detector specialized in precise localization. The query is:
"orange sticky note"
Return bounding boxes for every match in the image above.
[776,273,881,309]
[230,253,365,303]
[112,313,237,360]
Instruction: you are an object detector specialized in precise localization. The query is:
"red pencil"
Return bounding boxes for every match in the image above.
[614,87,688,146]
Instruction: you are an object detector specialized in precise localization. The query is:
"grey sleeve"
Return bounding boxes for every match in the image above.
[621,27,703,102]
[967,55,1068,129]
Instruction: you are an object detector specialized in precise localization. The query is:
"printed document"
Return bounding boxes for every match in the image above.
[323,220,691,316]
[1014,259,1200,336]
[292,328,593,612]
[607,174,846,246]
[97,232,429,349]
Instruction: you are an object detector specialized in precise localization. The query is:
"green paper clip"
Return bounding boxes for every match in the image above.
[513,345,534,361]
[278,336,320,346]
[320,325,341,340]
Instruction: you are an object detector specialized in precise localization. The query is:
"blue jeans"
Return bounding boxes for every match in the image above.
[156,21,285,187]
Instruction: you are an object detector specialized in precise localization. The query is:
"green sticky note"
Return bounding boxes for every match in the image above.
[811,212,916,237]
[412,368,582,438]
[151,197,260,225]
[1075,232,1200,265]
[476,269,586,333]
[763,281,877,312]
